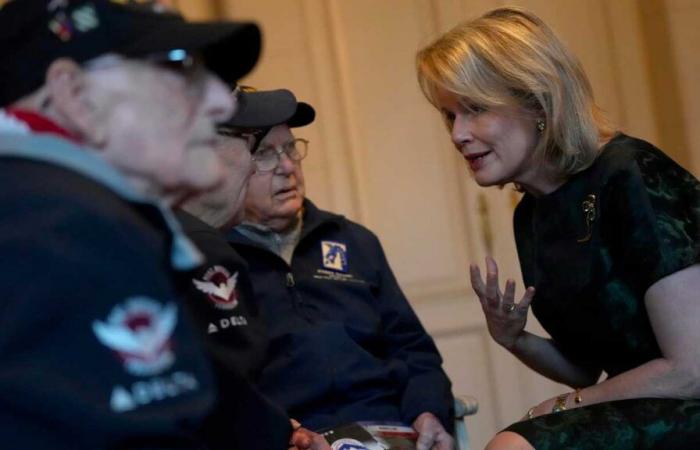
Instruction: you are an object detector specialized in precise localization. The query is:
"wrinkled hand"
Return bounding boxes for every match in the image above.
[413,412,454,450]
[470,257,535,350]
[289,424,331,450]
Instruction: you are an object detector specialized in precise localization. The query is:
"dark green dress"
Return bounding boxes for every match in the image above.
[504,134,700,449]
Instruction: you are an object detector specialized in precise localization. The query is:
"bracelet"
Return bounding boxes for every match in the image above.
[551,393,569,413]
[551,389,583,414]
[527,407,535,419]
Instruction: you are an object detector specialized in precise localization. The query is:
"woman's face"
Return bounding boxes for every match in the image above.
[434,88,551,194]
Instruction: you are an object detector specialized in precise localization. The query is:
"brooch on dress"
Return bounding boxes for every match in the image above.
[576,194,597,243]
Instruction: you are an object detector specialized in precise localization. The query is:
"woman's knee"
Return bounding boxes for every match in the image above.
[485,431,535,450]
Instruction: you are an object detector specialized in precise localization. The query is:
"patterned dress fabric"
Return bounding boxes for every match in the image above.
[505,134,700,449]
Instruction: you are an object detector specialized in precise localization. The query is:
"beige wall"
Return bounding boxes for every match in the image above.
[172,0,218,20]
[660,0,700,174]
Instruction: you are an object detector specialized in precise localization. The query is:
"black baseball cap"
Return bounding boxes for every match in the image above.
[224,88,315,129]
[0,0,262,106]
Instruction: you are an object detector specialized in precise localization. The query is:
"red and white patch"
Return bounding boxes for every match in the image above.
[192,265,240,310]
[92,297,177,377]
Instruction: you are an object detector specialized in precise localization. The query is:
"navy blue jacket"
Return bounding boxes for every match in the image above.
[228,200,454,432]
[176,210,269,380]
[0,132,232,449]
[176,210,292,450]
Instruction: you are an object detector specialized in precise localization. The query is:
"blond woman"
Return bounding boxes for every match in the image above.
[417,7,700,450]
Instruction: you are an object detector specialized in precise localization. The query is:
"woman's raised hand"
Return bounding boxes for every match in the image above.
[470,257,535,350]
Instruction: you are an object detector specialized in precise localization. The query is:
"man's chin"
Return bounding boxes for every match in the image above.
[163,189,194,207]
[179,145,226,190]
[182,165,226,194]
[273,195,302,213]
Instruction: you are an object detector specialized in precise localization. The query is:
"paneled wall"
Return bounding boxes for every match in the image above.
[661,0,700,173]
[177,1,699,447]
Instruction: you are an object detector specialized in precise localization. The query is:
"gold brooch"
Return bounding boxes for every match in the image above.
[576,194,596,243]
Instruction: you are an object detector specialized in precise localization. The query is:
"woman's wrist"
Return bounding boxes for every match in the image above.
[524,388,584,420]
[550,388,584,414]
[503,330,529,353]
[551,392,569,413]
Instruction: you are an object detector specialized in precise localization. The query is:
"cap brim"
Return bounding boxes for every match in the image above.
[224,90,316,129]
[123,20,261,85]
[288,102,315,128]
[225,89,297,128]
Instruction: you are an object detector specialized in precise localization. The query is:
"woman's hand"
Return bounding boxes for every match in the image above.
[470,257,535,350]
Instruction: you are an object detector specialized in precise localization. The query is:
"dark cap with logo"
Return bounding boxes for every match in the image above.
[225,88,315,129]
[0,0,261,106]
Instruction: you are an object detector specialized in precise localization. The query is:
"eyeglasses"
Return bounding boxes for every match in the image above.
[252,138,309,172]
[216,126,268,153]
[144,49,206,82]
[84,49,207,87]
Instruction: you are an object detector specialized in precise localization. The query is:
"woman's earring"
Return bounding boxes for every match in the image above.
[536,119,546,133]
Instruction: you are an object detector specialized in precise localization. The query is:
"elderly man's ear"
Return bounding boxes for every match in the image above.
[44,58,106,146]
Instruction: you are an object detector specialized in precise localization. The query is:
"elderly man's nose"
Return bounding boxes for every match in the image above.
[275,151,296,173]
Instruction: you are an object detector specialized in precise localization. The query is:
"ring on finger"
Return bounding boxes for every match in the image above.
[503,303,516,313]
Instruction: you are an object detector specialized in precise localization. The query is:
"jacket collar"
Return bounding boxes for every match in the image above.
[2,108,81,144]
[0,132,203,271]
[228,198,344,249]
[299,198,344,240]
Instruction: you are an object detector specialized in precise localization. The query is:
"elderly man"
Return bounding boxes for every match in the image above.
[0,0,262,448]
[226,89,456,450]
[177,88,330,450]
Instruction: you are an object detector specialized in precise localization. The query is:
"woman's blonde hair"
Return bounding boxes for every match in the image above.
[416,7,614,176]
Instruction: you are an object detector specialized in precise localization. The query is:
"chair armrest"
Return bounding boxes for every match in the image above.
[454,395,479,418]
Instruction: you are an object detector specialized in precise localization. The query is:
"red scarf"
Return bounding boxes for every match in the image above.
[4,108,81,144]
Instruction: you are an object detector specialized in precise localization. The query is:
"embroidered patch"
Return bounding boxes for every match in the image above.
[71,4,99,32]
[47,3,100,42]
[92,297,177,377]
[192,265,240,310]
[321,240,348,272]
[109,371,199,413]
[206,315,248,334]
[48,11,73,41]
[331,439,370,450]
